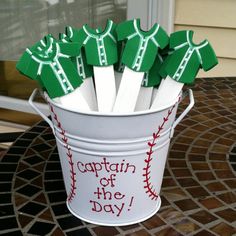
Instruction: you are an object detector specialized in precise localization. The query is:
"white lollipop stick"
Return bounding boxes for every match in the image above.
[150,78,165,107]
[135,87,153,111]
[93,66,116,112]
[79,77,97,111]
[113,67,144,113]
[151,76,183,109]
[114,71,123,93]
[150,87,158,106]
[55,87,91,112]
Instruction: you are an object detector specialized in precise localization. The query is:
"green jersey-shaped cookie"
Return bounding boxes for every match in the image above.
[160,30,218,84]
[59,31,93,79]
[16,37,83,98]
[116,18,169,72]
[17,34,57,91]
[76,19,118,66]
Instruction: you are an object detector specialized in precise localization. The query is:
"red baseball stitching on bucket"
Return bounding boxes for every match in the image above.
[143,103,177,201]
[49,104,76,203]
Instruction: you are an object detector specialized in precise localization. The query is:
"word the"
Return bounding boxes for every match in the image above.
[94,187,125,200]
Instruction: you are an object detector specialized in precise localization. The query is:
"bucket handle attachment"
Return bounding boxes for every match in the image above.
[28,88,55,134]
[170,89,194,138]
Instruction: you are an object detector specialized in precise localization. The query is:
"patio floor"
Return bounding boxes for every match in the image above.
[0,77,236,236]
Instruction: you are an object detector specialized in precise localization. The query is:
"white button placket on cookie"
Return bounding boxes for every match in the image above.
[51,60,74,95]
[92,27,116,112]
[97,37,107,66]
[173,47,194,82]
[76,54,86,79]
[133,38,148,71]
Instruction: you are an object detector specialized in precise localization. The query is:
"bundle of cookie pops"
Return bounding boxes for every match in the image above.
[16,19,218,113]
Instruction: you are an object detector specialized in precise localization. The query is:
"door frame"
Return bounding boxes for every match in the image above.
[127,0,175,33]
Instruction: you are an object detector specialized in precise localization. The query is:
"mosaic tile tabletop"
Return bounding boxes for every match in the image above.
[0,77,236,236]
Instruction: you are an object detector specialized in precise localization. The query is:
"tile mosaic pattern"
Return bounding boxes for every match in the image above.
[0,77,236,235]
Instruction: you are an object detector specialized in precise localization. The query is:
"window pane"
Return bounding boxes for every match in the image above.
[0,0,127,101]
[0,0,127,61]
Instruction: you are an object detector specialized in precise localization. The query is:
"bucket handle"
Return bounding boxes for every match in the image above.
[29,88,194,138]
[170,89,194,138]
[28,88,55,134]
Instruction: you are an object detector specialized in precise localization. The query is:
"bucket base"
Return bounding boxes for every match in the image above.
[66,197,162,226]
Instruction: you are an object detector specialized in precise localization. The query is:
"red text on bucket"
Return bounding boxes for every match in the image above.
[77,157,136,177]
[76,157,136,217]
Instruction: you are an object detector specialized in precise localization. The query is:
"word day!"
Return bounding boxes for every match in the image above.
[77,157,136,217]
[90,195,134,217]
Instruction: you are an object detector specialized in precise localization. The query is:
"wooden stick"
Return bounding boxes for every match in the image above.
[93,66,116,112]
[150,78,165,107]
[56,87,91,112]
[112,67,144,113]
[114,71,122,93]
[79,77,97,111]
[135,87,153,111]
[150,87,158,106]
[151,76,183,109]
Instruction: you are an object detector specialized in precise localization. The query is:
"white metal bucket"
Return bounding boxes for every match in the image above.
[29,89,194,226]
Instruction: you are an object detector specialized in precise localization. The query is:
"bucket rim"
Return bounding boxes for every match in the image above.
[44,91,181,117]
[55,134,170,156]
